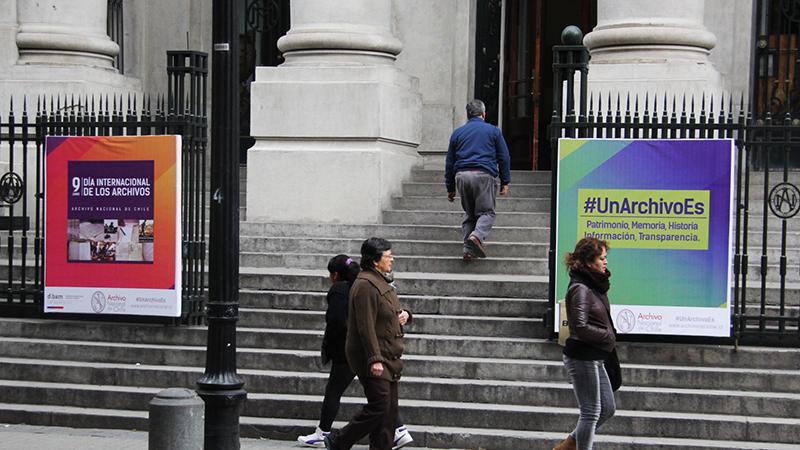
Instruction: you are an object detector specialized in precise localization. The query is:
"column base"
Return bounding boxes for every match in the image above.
[586,58,725,111]
[247,62,422,224]
[246,139,420,224]
[0,63,142,107]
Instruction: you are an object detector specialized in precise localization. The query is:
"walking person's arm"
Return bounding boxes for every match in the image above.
[445,134,458,202]
[495,130,511,196]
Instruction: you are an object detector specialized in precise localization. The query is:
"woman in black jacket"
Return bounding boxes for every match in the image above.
[297,254,361,447]
[298,254,413,449]
[554,237,617,450]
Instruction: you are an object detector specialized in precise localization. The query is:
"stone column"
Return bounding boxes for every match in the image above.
[583,0,724,108]
[0,0,18,68]
[16,0,119,68]
[0,0,140,113]
[247,0,422,224]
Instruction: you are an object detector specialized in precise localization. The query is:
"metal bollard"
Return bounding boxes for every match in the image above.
[149,388,204,450]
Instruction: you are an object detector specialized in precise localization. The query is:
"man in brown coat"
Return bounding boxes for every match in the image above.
[325,237,412,450]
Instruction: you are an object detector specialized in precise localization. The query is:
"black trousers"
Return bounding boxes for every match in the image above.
[319,361,405,433]
[330,376,399,450]
[319,361,356,431]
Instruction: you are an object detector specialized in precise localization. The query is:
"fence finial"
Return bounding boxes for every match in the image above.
[739,92,745,115]
[561,26,583,45]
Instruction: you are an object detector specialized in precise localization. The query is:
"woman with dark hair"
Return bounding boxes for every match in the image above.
[325,238,413,450]
[554,237,617,450]
[298,254,413,449]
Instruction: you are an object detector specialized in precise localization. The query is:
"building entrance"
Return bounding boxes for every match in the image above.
[474,0,595,170]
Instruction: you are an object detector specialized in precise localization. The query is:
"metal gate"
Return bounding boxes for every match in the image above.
[0,51,208,325]
[549,35,799,346]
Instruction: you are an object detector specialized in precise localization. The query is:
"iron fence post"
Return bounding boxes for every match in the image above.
[548,26,588,339]
[196,0,246,448]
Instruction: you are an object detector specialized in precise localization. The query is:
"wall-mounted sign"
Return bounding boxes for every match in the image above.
[45,136,181,317]
[555,139,735,337]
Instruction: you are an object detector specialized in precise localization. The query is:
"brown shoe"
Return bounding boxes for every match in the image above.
[552,435,576,450]
[467,235,486,258]
[462,252,476,262]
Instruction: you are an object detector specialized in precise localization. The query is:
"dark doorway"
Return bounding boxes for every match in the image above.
[239,0,291,164]
[475,0,595,171]
[752,0,800,167]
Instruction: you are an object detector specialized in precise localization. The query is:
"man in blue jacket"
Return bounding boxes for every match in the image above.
[445,99,511,261]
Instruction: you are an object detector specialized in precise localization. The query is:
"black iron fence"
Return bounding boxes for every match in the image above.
[0,51,208,325]
[550,34,799,347]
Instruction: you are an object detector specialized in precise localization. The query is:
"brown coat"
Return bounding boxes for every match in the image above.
[345,269,409,381]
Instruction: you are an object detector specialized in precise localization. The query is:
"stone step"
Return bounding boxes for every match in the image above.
[238,289,547,318]
[243,289,797,320]
[253,393,800,444]
[1,354,798,425]
[239,222,549,243]
[1,339,797,393]
[392,196,550,212]
[239,267,548,298]
[1,378,798,444]
[237,267,800,306]
[403,182,552,198]
[741,247,800,261]
[410,169,551,184]
[29,364,787,421]
[382,210,549,227]
[1,402,794,450]
[2,319,798,370]
[237,309,545,338]
[743,263,800,282]
[736,215,800,233]
[741,284,800,306]
[239,252,547,276]
[239,236,548,258]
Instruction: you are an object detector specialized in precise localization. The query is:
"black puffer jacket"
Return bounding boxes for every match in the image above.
[321,280,350,364]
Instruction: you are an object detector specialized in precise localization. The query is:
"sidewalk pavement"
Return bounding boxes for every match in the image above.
[0,423,384,450]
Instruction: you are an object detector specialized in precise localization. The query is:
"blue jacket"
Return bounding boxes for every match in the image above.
[444,117,511,192]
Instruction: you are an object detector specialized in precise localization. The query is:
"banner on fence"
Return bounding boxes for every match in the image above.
[555,139,735,337]
[44,136,181,317]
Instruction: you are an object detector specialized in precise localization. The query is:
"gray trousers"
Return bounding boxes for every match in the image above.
[455,170,498,252]
[563,355,616,450]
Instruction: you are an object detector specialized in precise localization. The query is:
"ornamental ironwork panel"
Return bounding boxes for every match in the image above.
[0,51,208,326]
[550,36,800,347]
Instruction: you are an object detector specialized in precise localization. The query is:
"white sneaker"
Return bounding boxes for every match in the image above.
[297,427,329,448]
[393,425,413,450]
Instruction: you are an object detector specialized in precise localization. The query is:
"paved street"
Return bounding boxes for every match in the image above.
[0,423,380,450]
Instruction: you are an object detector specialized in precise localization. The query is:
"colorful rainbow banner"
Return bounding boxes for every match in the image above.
[45,136,181,317]
[555,139,735,337]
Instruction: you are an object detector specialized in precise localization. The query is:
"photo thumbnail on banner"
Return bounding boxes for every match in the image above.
[45,136,181,317]
[555,139,735,337]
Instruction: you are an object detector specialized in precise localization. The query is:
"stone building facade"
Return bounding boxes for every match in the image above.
[0,0,772,223]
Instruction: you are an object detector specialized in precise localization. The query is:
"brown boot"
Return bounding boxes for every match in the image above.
[552,435,576,450]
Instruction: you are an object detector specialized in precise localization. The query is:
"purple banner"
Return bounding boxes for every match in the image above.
[68,160,154,220]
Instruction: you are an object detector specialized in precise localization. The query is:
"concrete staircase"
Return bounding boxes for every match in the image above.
[0,167,798,449]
